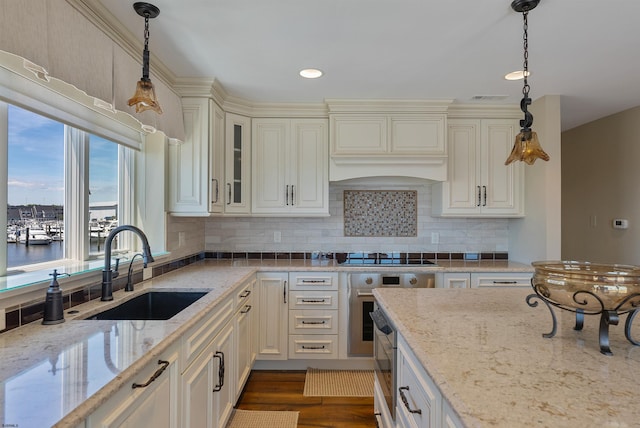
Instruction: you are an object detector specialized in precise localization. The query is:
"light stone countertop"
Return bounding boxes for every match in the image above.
[373,287,640,428]
[0,259,532,428]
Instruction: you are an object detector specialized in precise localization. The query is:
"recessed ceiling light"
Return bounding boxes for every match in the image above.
[299,68,323,79]
[504,70,531,81]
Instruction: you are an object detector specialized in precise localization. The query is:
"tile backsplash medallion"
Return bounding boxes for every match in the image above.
[344,190,417,237]
[204,180,508,253]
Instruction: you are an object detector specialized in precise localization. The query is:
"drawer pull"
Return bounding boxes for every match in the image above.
[399,386,422,415]
[302,345,325,350]
[239,289,251,298]
[301,299,326,303]
[213,351,225,392]
[240,304,252,313]
[301,279,328,283]
[301,320,326,325]
[492,281,518,284]
[132,360,169,389]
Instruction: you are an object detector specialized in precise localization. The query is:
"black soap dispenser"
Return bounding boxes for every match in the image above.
[42,269,67,325]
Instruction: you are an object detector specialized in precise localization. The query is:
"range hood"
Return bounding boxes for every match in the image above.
[329,156,447,182]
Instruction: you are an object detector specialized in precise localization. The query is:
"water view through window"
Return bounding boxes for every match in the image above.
[6,105,119,268]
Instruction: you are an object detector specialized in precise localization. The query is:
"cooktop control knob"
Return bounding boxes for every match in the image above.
[410,277,417,285]
[365,277,373,285]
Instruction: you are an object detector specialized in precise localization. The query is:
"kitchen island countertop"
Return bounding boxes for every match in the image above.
[373,287,640,427]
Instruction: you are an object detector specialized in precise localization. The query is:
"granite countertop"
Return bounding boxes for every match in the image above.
[373,287,640,427]
[0,262,256,428]
[0,259,533,427]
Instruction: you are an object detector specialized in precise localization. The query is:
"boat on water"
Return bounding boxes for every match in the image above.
[18,229,53,245]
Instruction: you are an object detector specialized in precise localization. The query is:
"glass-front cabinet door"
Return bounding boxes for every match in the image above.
[224,112,251,214]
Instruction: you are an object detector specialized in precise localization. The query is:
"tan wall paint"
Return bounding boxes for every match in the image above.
[509,95,562,264]
[562,106,640,264]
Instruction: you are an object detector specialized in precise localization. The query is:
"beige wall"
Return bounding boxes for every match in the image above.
[562,106,640,264]
[509,95,562,264]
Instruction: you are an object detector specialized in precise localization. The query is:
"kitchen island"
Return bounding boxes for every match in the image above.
[373,287,640,427]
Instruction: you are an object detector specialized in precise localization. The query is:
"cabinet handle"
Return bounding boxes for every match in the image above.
[213,351,225,392]
[283,280,287,304]
[227,183,231,205]
[302,279,327,283]
[483,185,487,206]
[493,280,518,284]
[240,289,251,298]
[212,178,219,204]
[301,299,326,303]
[477,186,481,206]
[399,386,422,414]
[132,360,169,389]
[240,304,252,313]
[301,320,326,325]
[302,345,325,350]
[286,185,290,206]
[291,185,295,206]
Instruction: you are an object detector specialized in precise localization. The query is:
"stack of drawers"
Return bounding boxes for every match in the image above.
[288,272,339,359]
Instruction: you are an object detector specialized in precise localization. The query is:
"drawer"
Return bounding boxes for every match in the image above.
[289,309,338,334]
[288,334,338,359]
[289,290,338,310]
[289,272,339,290]
[397,336,441,427]
[471,272,532,288]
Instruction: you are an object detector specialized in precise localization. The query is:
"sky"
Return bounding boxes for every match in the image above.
[7,104,118,206]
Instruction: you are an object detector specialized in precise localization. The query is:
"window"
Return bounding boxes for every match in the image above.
[1,103,135,278]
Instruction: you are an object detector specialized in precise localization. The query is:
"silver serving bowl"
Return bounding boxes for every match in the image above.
[532,261,640,313]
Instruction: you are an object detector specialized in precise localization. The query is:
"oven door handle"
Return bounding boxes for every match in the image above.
[357,290,374,297]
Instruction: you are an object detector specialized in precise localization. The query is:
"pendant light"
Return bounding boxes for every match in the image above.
[505,0,549,165]
[127,2,163,115]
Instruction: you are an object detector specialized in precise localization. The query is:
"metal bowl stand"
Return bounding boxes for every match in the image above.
[526,280,640,355]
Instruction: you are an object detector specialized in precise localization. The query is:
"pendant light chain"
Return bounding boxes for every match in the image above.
[144,14,150,52]
[522,11,530,98]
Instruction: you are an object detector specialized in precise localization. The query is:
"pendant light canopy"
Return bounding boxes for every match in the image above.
[505,0,549,165]
[127,2,163,115]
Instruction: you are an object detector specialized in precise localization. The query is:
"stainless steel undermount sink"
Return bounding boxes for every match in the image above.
[85,291,208,320]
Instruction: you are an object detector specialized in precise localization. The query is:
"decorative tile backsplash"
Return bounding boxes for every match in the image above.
[343,190,417,237]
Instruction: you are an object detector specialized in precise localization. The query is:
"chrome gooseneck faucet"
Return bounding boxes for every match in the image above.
[101,225,155,301]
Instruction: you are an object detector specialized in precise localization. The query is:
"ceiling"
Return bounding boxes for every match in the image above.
[96,0,640,131]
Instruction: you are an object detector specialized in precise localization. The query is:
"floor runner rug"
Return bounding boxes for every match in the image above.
[226,409,299,428]
[303,368,374,397]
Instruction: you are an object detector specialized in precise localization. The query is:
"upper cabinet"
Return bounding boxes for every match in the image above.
[432,118,524,217]
[168,97,225,216]
[224,112,252,215]
[327,100,451,181]
[252,118,329,216]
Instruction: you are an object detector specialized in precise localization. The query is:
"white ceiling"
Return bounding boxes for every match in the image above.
[97,0,640,131]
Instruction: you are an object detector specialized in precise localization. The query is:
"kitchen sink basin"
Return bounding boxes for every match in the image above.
[85,291,208,320]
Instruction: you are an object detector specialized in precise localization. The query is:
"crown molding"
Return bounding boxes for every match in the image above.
[325,99,454,114]
[447,103,521,119]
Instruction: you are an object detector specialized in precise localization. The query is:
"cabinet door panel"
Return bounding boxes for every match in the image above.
[390,115,446,155]
[224,113,251,214]
[256,273,288,360]
[292,120,327,210]
[252,120,288,210]
[331,116,387,155]
[481,120,521,213]
[446,120,480,211]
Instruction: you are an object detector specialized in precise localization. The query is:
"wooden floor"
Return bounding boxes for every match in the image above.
[235,370,377,428]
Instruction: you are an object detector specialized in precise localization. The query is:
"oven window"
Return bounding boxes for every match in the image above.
[362,300,374,341]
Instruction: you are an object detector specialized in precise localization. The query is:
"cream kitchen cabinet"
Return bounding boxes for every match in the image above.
[432,118,524,217]
[224,112,251,214]
[287,272,339,359]
[255,272,289,360]
[438,271,531,288]
[168,97,225,216]
[329,112,448,181]
[251,118,328,215]
[182,320,235,428]
[86,342,181,428]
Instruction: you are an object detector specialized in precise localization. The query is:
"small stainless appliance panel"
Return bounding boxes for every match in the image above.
[371,304,396,421]
[347,273,434,356]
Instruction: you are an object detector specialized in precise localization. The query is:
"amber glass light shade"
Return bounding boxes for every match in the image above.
[505,130,549,165]
[127,79,163,114]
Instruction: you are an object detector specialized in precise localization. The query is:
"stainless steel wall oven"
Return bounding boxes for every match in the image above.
[347,273,434,356]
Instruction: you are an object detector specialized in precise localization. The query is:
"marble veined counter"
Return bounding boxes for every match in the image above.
[0,262,256,428]
[373,287,640,427]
